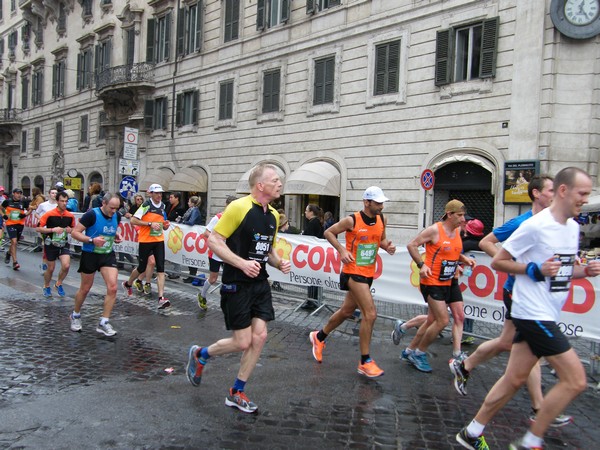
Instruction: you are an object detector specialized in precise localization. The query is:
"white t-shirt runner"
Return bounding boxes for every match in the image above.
[35,201,58,220]
[503,208,579,323]
[206,213,223,262]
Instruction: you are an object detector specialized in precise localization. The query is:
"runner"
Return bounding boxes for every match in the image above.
[2,188,31,270]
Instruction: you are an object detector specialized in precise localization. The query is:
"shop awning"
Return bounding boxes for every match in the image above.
[283,161,340,196]
[168,167,208,192]
[138,168,175,192]
[236,165,286,194]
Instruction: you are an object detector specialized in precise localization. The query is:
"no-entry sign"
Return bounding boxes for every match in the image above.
[421,169,435,191]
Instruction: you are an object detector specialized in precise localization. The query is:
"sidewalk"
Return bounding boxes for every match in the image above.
[0,247,597,449]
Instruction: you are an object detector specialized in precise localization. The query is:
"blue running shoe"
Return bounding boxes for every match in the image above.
[43,287,52,298]
[407,352,432,373]
[186,345,205,386]
[391,319,406,345]
[400,349,412,361]
[55,284,66,297]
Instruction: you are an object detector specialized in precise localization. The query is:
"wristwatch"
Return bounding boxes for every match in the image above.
[416,261,424,269]
[88,237,93,244]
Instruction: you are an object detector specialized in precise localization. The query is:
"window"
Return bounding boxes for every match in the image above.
[77,48,93,90]
[307,0,340,14]
[147,13,171,63]
[21,75,29,109]
[21,130,26,154]
[224,0,239,43]
[435,17,499,86]
[34,127,41,154]
[32,67,44,106]
[55,121,63,147]
[35,16,43,46]
[21,23,30,52]
[145,97,169,130]
[82,0,93,17]
[176,91,198,127]
[0,39,4,67]
[374,40,399,96]
[57,3,66,33]
[262,69,280,113]
[98,111,107,140]
[177,2,202,56]
[219,81,234,120]
[95,40,112,76]
[52,60,66,99]
[10,0,16,13]
[257,0,290,30]
[8,30,17,60]
[80,115,89,144]
[313,56,334,105]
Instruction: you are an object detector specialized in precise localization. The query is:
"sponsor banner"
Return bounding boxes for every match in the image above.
[22,219,599,341]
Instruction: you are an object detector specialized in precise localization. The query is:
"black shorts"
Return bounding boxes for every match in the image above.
[44,244,71,262]
[6,224,23,240]
[420,284,452,303]
[137,241,165,273]
[447,278,463,304]
[78,251,118,274]
[220,280,274,330]
[340,272,373,291]
[209,257,223,273]
[503,289,513,320]
[512,318,571,357]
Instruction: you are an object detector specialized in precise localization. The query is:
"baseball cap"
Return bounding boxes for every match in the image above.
[0,185,4,191]
[363,186,389,203]
[55,182,64,188]
[12,188,23,193]
[442,199,465,220]
[465,219,484,237]
[148,183,165,193]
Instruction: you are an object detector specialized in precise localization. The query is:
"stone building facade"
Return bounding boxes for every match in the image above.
[0,0,598,243]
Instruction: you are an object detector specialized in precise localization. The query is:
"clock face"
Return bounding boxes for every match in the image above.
[67,169,78,177]
[564,0,599,26]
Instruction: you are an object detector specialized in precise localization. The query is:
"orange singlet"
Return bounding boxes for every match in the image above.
[421,222,463,286]
[343,212,384,278]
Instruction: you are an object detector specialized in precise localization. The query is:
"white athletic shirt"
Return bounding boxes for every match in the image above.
[503,208,579,322]
[35,201,58,220]
[206,214,223,262]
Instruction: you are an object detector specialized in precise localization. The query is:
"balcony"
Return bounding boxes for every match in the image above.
[96,62,155,94]
[0,109,22,148]
[0,109,22,124]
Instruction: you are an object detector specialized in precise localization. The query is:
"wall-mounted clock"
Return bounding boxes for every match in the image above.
[67,169,78,177]
[551,0,600,39]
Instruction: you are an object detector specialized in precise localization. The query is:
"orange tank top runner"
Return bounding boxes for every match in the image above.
[421,222,463,286]
[5,204,26,226]
[343,212,385,278]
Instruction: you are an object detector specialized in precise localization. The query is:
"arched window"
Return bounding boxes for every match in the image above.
[21,176,31,197]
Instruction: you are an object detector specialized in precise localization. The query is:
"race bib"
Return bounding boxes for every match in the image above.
[52,230,68,246]
[93,235,115,254]
[439,260,459,281]
[248,235,272,263]
[356,243,377,266]
[9,210,20,220]
[549,254,575,292]
[150,224,163,237]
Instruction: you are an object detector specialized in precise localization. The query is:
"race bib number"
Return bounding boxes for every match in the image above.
[356,243,377,266]
[248,235,271,262]
[9,210,20,220]
[150,224,163,237]
[52,230,68,246]
[549,254,575,292]
[439,260,458,281]
[93,235,115,254]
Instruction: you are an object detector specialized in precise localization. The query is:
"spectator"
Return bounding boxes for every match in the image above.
[324,211,335,230]
[301,204,324,310]
[181,196,204,282]
[166,192,185,279]
[88,183,103,210]
[65,189,79,212]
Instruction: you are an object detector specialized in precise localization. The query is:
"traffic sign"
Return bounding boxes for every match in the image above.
[420,169,435,191]
[123,143,137,160]
[120,176,138,199]
[119,158,140,176]
[125,127,138,145]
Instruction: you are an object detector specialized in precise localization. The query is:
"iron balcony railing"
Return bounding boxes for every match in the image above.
[0,109,21,123]
[95,62,155,92]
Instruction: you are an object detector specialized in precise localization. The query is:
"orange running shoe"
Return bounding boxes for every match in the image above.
[357,359,384,378]
[309,331,325,363]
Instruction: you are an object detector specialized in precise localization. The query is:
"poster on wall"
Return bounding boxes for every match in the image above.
[503,160,539,204]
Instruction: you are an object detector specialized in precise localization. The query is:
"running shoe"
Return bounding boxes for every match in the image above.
[462,336,476,345]
[391,319,406,345]
[55,284,66,297]
[407,352,432,373]
[508,439,543,450]
[400,349,412,361]
[12,261,20,270]
[122,281,132,296]
[158,297,171,309]
[357,359,384,378]
[449,358,470,396]
[70,313,82,332]
[309,331,325,363]
[456,427,490,450]
[197,293,208,310]
[186,345,205,386]
[143,283,152,295]
[225,389,258,413]
[96,321,117,336]
[133,279,144,293]
[529,409,572,428]
[43,286,52,298]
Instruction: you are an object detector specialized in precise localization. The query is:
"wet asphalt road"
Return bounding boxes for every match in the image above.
[0,247,598,449]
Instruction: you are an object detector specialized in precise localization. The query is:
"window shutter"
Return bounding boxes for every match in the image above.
[263,71,272,113]
[21,76,28,108]
[146,18,155,63]
[374,44,386,95]
[192,90,199,124]
[165,12,172,60]
[256,0,265,31]
[435,28,453,86]
[282,0,290,23]
[76,54,82,90]
[52,64,57,98]
[219,83,226,119]
[330,0,341,6]
[144,99,154,129]
[176,93,183,126]
[177,8,185,56]
[231,0,240,40]
[59,63,65,96]
[127,29,135,66]
[161,98,168,129]
[387,40,400,94]
[85,50,93,87]
[195,3,203,51]
[480,17,499,78]
[306,0,314,15]
[314,59,324,105]
[324,57,334,104]
[105,40,112,70]
[272,70,280,111]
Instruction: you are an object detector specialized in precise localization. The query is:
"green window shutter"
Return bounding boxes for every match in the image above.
[232,0,240,40]
[195,3,203,52]
[176,93,183,126]
[165,12,171,61]
[192,90,199,124]
[257,0,265,31]
[177,8,185,56]
[387,40,400,94]
[480,16,499,78]
[127,29,135,65]
[146,18,155,63]
[59,63,65,97]
[374,44,386,95]
[263,71,272,113]
[314,59,325,105]
[324,57,334,104]
[435,28,453,86]
[161,98,168,129]
[52,64,57,98]
[219,83,227,119]
[306,0,314,14]
[144,99,154,129]
[282,0,290,23]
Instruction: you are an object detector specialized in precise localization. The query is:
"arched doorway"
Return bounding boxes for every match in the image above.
[433,162,494,235]
[34,175,44,194]
[21,176,31,197]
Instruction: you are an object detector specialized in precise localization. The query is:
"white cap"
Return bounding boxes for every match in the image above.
[148,183,165,193]
[55,182,64,188]
[363,186,389,203]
